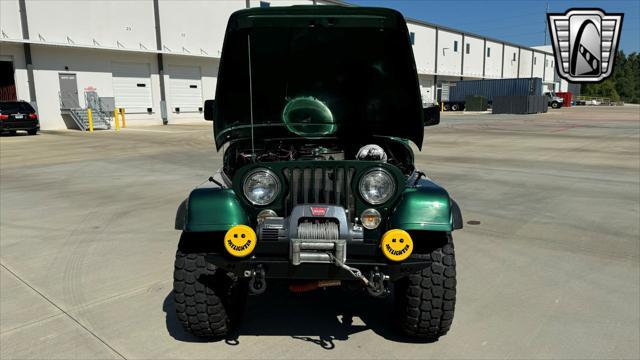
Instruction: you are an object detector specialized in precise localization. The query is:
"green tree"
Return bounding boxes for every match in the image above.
[581,51,639,103]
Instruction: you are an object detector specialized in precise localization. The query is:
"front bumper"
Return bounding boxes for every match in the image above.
[207,252,430,280]
[0,120,39,131]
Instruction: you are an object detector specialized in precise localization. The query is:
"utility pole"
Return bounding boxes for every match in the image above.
[543,1,549,45]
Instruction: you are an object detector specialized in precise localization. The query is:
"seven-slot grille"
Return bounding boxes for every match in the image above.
[282,166,356,217]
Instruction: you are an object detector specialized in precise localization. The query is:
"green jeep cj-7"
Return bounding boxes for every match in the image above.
[173,6,462,340]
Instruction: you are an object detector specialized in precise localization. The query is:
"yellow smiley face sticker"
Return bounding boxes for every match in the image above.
[224,225,257,258]
[380,229,413,262]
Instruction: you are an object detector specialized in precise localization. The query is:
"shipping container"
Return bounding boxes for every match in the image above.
[442,78,543,111]
[492,96,548,114]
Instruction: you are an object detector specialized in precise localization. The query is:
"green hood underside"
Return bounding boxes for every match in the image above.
[213,6,425,150]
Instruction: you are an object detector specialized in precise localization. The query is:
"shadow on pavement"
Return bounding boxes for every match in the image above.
[163,282,436,348]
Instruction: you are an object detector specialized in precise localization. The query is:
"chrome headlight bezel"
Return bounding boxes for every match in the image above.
[242,168,280,206]
[358,168,396,205]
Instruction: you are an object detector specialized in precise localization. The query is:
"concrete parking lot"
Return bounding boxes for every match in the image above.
[1,106,639,359]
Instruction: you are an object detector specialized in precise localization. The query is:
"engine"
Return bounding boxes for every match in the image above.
[223,139,413,177]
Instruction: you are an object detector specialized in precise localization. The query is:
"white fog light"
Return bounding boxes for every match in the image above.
[257,209,277,224]
[360,208,381,229]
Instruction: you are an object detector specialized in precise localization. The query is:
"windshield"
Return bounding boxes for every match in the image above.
[214,16,424,149]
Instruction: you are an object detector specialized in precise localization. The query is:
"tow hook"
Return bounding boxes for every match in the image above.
[329,253,369,286]
[245,265,267,295]
[329,254,389,296]
[366,268,390,297]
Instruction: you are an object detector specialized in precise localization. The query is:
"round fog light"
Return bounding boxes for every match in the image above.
[224,225,257,258]
[257,209,277,224]
[360,208,381,229]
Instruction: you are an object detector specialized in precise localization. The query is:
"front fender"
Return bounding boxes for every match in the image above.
[176,188,250,232]
[390,179,460,232]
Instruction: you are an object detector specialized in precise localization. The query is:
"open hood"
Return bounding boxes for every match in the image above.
[213,6,425,150]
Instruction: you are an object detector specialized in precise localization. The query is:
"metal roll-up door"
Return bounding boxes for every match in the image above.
[112,62,152,113]
[168,65,202,113]
[419,77,434,106]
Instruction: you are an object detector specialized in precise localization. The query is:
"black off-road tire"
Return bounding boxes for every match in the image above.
[551,101,560,109]
[173,248,247,338]
[27,129,38,135]
[451,103,459,111]
[394,233,456,339]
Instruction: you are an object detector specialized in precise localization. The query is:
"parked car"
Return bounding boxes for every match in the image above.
[173,6,462,340]
[0,101,39,135]
[545,92,564,109]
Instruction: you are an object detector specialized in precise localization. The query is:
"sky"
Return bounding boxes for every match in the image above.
[348,0,640,54]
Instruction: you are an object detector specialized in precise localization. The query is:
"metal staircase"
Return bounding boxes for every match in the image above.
[59,91,112,131]
[67,108,111,130]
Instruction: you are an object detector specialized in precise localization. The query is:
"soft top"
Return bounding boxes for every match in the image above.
[213,6,425,150]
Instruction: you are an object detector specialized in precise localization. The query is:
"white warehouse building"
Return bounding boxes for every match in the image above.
[0,0,561,130]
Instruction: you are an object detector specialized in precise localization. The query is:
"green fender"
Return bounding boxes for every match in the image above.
[390,179,460,232]
[175,188,249,232]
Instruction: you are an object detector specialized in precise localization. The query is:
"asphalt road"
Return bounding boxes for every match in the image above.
[1,106,639,359]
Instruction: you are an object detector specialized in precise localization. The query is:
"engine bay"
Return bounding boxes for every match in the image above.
[222,138,415,178]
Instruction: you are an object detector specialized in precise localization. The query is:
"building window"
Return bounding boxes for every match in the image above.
[534,57,537,65]
[551,60,554,67]
[409,32,415,45]
[487,47,491,57]
[453,41,458,52]
[260,1,270,7]
[512,53,516,61]
[466,43,470,54]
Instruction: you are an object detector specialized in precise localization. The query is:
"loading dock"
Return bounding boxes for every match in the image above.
[167,65,203,113]
[112,62,153,114]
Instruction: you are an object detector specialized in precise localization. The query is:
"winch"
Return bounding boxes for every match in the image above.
[297,221,339,240]
[255,204,362,266]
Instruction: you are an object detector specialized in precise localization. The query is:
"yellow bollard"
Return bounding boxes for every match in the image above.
[114,108,120,131]
[119,108,126,128]
[440,102,444,112]
[87,108,94,132]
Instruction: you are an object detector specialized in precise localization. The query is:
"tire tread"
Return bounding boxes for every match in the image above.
[173,250,231,338]
[396,233,456,339]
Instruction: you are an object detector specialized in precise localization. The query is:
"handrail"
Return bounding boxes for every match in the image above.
[68,108,87,131]
[60,91,112,130]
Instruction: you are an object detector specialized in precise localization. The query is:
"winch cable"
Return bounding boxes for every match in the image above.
[297,221,339,240]
[327,253,370,286]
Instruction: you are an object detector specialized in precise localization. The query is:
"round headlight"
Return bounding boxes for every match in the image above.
[359,169,395,205]
[243,169,280,206]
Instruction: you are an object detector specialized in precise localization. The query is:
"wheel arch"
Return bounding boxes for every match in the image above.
[390,179,462,232]
[175,187,250,233]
